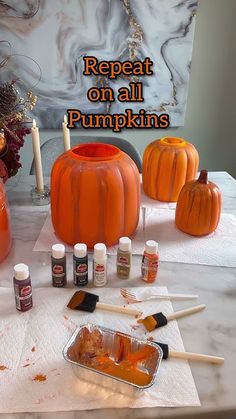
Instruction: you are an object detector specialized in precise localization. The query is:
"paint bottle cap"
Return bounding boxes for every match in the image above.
[119,237,131,252]
[145,240,158,255]
[94,243,107,260]
[52,244,65,259]
[74,243,87,258]
[14,263,29,281]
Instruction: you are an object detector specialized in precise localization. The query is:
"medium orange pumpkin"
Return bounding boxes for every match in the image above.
[175,170,222,236]
[0,179,12,262]
[51,143,140,248]
[142,137,199,202]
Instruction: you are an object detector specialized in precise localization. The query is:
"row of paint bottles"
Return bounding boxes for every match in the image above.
[51,239,158,287]
[12,239,158,312]
[116,237,159,283]
[74,243,108,287]
[51,242,107,287]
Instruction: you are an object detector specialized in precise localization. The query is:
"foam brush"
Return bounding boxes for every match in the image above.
[67,290,142,317]
[138,304,206,331]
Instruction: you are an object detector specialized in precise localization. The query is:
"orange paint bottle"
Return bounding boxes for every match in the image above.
[141,240,159,283]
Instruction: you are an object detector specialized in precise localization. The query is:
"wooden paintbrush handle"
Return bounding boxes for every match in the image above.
[166,304,206,321]
[169,350,224,364]
[96,302,142,317]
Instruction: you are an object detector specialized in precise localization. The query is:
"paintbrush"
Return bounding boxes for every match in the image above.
[138,304,206,331]
[67,290,142,317]
[155,342,224,364]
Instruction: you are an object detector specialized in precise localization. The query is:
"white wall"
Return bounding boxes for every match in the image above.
[20,0,236,177]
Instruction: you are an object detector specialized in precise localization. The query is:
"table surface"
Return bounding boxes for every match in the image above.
[1,171,236,419]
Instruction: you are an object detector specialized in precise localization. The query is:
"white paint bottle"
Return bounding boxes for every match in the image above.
[93,243,107,287]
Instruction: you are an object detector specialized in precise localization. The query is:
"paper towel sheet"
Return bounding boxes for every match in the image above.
[33,209,236,267]
[0,287,200,413]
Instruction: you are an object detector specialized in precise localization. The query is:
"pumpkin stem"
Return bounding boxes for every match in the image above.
[198,170,208,184]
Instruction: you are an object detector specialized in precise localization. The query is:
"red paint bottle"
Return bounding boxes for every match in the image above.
[13,263,33,312]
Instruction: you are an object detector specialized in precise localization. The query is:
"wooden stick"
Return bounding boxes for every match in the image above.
[96,302,142,317]
[148,293,199,301]
[166,304,206,321]
[169,350,224,364]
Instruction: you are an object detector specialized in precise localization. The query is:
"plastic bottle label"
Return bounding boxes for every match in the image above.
[117,255,130,268]
[141,255,159,282]
[52,258,67,287]
[73,260,88,286]
[14,283,33,311]
[93,262,107,286]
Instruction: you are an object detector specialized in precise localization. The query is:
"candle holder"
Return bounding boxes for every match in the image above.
[30,185,50,206]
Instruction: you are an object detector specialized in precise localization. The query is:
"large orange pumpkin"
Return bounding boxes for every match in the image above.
[51,143,140,248]
[0,179,12,262]
[142,137,199,202]
[175,170,222,236]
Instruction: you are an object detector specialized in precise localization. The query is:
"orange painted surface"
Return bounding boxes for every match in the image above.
[0,179,12,263]
[94,357,151,386]
[142,137,199,202]
[175,170,222,236]
[51,143,140,248]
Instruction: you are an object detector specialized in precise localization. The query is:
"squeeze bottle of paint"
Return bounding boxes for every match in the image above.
[51,244,67,287]
[93,243,107,287]
[13,263,33,312]
[141,240,159,283]
[117,237,132,279]
[73,243,88,286]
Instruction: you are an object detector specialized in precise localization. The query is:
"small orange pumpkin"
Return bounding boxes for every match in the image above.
[51,143,140,248]
[175,170,222,236]
[142,137,199,202]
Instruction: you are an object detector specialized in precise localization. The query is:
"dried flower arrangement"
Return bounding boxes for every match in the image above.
[0,81,37,182]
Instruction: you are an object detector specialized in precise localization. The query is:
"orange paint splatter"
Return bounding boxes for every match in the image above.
[0,364,8,371]
[31,346,36,352]
[33,374,47,382]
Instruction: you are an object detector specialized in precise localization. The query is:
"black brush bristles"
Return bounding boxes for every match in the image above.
[67,290,99,313]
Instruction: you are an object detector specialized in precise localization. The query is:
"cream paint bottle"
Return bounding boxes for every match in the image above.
[93,243,107,287]
[117,237,132,279]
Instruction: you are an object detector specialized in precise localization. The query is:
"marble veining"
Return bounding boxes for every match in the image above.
[0,0,198,127]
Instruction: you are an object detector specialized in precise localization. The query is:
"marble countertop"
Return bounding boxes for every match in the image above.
[1,172,236,419]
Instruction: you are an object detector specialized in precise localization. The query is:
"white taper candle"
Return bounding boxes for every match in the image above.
[31,119,44,191]
[62,114,71,151]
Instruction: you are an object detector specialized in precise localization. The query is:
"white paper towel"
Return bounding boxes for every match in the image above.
[0,286,200,413]
[33,209,236,267]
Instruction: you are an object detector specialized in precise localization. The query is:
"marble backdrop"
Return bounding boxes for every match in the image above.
[0,0,198,128]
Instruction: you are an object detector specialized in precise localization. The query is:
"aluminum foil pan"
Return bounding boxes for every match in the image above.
[63,323,163,396]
